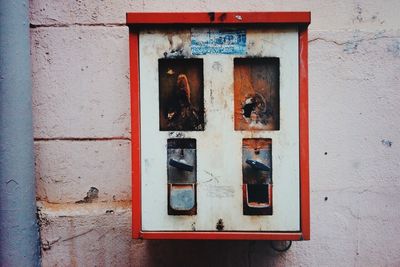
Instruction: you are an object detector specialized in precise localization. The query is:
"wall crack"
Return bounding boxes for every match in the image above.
[309,35,399,45]
[62,229,95,242]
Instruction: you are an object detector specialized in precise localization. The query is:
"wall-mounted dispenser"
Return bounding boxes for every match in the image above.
[128,12,310,240]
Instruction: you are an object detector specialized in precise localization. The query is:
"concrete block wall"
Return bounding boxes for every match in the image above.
[30,1,400,266]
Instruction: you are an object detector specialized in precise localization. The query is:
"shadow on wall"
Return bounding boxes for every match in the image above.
[135,240,289,267]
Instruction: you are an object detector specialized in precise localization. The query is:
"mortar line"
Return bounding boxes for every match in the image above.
[34,137,131,142]
[30,22,126,28]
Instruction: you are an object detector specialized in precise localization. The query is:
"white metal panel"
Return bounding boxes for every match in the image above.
[139,27,299,231]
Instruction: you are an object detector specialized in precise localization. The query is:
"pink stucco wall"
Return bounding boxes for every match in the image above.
[31,1,400,266]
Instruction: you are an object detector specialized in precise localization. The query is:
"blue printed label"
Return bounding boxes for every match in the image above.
[191,28,246,55]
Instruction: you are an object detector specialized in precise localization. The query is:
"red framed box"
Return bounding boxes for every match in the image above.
[127,12,310,240]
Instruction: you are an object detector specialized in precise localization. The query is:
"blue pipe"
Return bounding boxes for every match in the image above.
[0,0,40,266]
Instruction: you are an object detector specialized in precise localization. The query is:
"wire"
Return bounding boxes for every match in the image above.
[270,240,292,252]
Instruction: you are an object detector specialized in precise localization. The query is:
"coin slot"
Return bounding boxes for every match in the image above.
[242,138,273,215]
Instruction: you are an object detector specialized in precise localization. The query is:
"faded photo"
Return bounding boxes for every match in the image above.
[158,58,204,131]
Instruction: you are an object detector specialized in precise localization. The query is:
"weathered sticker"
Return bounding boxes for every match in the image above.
[191,28,246,55]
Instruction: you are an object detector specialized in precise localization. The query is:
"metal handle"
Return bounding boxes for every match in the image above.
[169,158,194,172]
[246,159,270,171]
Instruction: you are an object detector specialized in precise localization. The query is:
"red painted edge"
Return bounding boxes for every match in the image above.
[142,232,303,240]
[129,30,142,239]
[126,12,310,25]
[129,16,310,240]
[299,27,310,240]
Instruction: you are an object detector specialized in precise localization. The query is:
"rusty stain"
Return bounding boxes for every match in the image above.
[234,58,280,131]
[216,218,224,231]
[219,13,227,22]
[208,12,215,22]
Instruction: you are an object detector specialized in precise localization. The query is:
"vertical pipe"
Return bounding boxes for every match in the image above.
[0,0,40,266]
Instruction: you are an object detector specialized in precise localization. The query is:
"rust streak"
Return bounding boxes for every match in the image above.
[219,13,227,21]
[208,12,215,22]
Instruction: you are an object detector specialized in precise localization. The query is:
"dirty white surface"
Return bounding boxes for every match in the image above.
[35,140,131,203]
[30,0,400,266]
[140,28,300,231]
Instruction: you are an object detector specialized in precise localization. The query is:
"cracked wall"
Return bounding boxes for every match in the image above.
[30,0,400,266]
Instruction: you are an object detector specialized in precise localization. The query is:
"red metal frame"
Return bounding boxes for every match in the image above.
[299,27,310,240]
[127,12,310,25]
[128,12,310,240]
[129,31,141,239]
